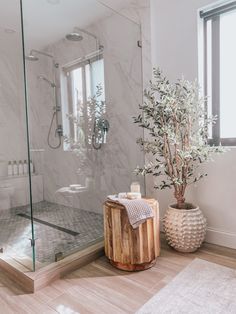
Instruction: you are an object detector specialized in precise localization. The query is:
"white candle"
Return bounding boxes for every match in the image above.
[130,182,141,193]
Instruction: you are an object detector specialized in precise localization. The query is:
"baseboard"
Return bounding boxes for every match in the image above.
[206,227,236,250]
[160,219,236,250]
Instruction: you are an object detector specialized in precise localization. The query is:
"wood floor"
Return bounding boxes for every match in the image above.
[0,238,236,314]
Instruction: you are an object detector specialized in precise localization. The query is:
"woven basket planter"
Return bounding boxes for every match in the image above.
[163,205,207,253]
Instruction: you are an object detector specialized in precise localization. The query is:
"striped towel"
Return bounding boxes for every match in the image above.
[107,195,154,229]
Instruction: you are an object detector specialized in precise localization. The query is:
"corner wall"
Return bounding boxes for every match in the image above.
[149,0,236,249]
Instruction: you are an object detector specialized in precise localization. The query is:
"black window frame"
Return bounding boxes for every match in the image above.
[200,1,236,146]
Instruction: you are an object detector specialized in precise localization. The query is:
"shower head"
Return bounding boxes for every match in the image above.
[25,49,56,62]
[25,50,39,61]
[65,28,83,42]
[38,75,56,88]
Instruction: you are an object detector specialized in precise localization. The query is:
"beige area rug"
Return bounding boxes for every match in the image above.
[136,258,236,314]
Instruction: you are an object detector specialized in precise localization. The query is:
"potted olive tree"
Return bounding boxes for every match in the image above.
[134,68,225,252]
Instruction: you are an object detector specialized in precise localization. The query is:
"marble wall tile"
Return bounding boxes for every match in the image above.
[0,1,152,214]
[27,6,146,214]
[0,29,45,205]
[0,32,28,163]
[2,175,43,208]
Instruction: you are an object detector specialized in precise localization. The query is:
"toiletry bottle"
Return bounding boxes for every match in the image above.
[30,160,34,174]
[18,160,23,176]
[13,160,18,176]
[23,160,28,174]
[8,161,13,176]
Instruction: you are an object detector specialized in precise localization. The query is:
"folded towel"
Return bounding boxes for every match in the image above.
[107,195,154,229]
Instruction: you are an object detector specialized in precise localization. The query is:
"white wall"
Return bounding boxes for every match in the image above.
[150,0,236,249]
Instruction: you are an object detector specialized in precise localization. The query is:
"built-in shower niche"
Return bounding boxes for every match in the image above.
[0,0,144,290]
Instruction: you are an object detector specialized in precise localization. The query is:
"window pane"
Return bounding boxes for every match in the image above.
[71,67,83,142]
[63,57,105,148]
[85,64,91,100]
[220,10,236,138]
[91,58,105,101]
[72,67,83,112]
[206,19,212,138]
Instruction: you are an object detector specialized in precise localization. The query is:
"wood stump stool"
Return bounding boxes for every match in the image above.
[104,198,160,271]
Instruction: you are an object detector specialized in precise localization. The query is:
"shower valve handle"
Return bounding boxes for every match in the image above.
[56,125,63,137]
[53,105,61,112]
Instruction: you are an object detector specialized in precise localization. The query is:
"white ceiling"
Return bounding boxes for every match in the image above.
[0,0,136,50]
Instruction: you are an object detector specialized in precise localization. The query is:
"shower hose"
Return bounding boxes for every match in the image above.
[47,111,61,149]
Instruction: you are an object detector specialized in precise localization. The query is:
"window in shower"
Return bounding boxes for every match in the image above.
[61,55,105,150]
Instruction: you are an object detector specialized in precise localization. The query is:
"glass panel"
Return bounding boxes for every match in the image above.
[0,0,35,271]
[220,9,236,138]
[21,0,144,270]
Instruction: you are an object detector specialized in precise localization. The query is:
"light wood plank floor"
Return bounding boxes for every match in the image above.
[1,238,236,314]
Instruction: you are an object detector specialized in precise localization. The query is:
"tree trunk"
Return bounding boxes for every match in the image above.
[174,191,185,209]
[174,185,187,209]
[177,198,185,209]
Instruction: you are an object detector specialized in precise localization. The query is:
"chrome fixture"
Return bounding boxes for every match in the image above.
[92,117,110,150]
[65,27,83,42]
[38,75,56,88]
[65,27,99,42]
[56,124,63,137]
[27,48,62,149]
[26,49,54,59]
[25,49,59,68]
[25,51,39,61]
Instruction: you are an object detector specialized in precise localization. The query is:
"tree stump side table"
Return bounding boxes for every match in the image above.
[104,198,160,271]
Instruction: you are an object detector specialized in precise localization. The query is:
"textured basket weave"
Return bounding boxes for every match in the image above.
[163,205,207,253]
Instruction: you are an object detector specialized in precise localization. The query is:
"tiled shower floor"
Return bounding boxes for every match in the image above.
[0,201,103,266]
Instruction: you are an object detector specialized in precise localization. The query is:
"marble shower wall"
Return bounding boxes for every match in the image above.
[27,10,144,214]
[0,24,44,205]
[0,5,42,207]
[0,31,27,166]
[97,0,151,87]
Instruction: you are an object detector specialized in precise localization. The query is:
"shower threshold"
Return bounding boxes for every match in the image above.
[0,201,104,292]
[0,240,104,292]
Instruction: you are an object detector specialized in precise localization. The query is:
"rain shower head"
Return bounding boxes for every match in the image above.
[25,50,39,61]
[65,28,83,41]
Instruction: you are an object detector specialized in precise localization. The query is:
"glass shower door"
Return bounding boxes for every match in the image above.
[0,0,35,272]
[21,0,144,270]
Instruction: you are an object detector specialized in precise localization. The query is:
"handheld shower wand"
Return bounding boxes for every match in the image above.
[38,75,56,88]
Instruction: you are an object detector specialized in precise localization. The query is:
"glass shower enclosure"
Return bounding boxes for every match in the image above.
[0,0,144,272]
